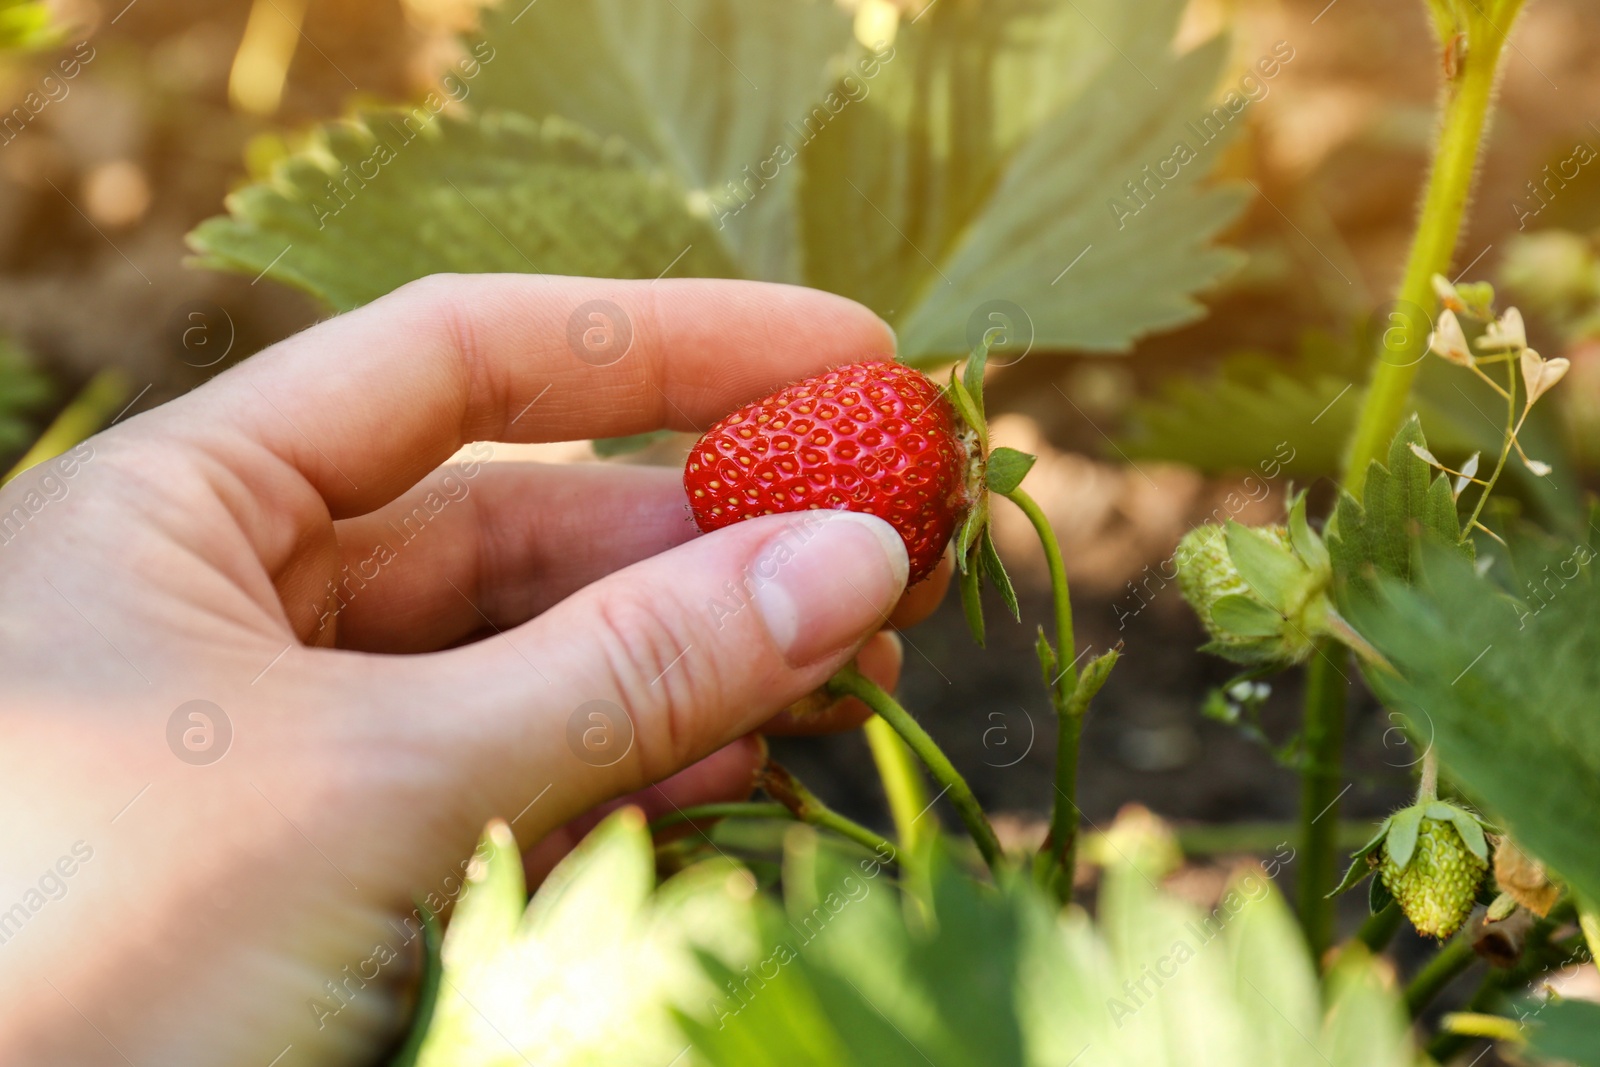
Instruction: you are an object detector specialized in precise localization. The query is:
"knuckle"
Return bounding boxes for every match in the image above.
[591,588,722,778]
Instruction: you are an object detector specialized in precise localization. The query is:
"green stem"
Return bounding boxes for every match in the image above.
[1358,902,1405,953]
[828,665,1003,876]
[2,367,129,486]
[1462,354,1518,537]
[756,761,900,860]
[1002,487,1083,899]
[1297,641,1349,960]
[1426,910,1563,1061]
[863,714,935,854]
[1404,932,1478,1016]
[1004,487,1076,704]
[648,802,793,834]
[1341,15,1514,496]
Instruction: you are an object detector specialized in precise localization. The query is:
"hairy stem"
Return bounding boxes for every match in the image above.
[828,665,1004,875]
[1298,641,1350,960]
[1002,487,1084,900]
[1342,24,1509,494]
[648,802,794,834]
[863,714,935,854]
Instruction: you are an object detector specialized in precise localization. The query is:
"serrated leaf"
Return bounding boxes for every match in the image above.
[466,0,855,283]
[188,112,736,311]
[1348,539,1600,909]
[801,0,1245,364]
[1387,806,1424,871]
[984,447,1036,495]
[1225,521,1304,614]
[1210,594,1284,638]
[1326,416,1473,606]
[978,527,1019,621]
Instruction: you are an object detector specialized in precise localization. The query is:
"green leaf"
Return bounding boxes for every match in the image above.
[1327,416,1472,606]
[1209,594,1284,638]
[407,809,759,1067]
[1349,540,1600,908]
[984,447,1036,495]
[800,0,1246,364]
[467,0,856,283]
[978,527,1019,621]
[188,111,736,311]
[1328,818,1389,898]
[1525,999,1600,1066]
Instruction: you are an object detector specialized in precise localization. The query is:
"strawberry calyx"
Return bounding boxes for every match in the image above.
[940,340,1037,648]
[1328,796,1493,937]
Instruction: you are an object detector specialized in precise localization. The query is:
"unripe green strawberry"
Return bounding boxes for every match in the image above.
[1176,523,1290,635]
[1174,496,1332,668]
[1380,815,1488,939]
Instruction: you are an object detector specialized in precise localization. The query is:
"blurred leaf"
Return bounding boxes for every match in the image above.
[468,0,855,283]
[807,0,1246,364]
[1350,540,1600,908]
[685,826,1415,1066]
[592,430,675,459]
[407,808,759,1067]
[0,335,53,460]
[0,0,62,52]
[1524,999,1600,1066]
[188,111,735,311]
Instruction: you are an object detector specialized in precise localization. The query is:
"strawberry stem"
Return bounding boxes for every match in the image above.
[828,665,1004,876]
[862,714,937,857]
[1002,486,1086,901]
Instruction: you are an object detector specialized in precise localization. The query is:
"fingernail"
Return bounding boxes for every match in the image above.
[752,512,908,667]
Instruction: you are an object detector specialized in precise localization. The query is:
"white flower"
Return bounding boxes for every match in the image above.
[1477,307,1527,352]
[1428,310,1472,366]
[1432,273,1463,311]
[1521,347,1571,410]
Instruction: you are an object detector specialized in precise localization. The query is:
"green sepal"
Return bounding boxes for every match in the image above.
[1209,594,1284,638]
[1368,870,1395,915]
[1387,805,1425,871]
[1287,491,1329,573]
[955,498,987,574]
[979,527,1020,621]
[1225,520,1305,614]
[959,556,986,647]
[946,368,985,452]
[1328,818,1391,898]
[962,339,989,424]
[985,447,1037,495]
[1444,807,1490,862]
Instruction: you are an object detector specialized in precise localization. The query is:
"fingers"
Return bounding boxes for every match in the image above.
[328,462,949,654]
[757,629,901,736]
[328,463,697,652]
[168,275,894,521]
[425,509,909,837]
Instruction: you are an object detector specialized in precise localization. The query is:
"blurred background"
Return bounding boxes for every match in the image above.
[5,0,1600,991]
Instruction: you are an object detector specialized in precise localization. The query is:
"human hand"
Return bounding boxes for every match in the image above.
[0,275,945,1065]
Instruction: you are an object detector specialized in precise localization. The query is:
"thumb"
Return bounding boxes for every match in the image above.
[433,509,909,835]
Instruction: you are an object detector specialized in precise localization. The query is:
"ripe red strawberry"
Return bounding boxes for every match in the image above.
[684,360,975,583]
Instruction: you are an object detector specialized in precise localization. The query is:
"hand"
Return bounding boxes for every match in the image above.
[0,275,944,1065]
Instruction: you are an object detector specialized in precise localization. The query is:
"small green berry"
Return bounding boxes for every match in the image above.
[1380,816,1488,939]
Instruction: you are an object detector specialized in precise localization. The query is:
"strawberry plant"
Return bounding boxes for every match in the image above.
[171,0,1600,1064]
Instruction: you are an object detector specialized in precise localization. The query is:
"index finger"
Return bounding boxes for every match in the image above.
[167,274,896,517]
